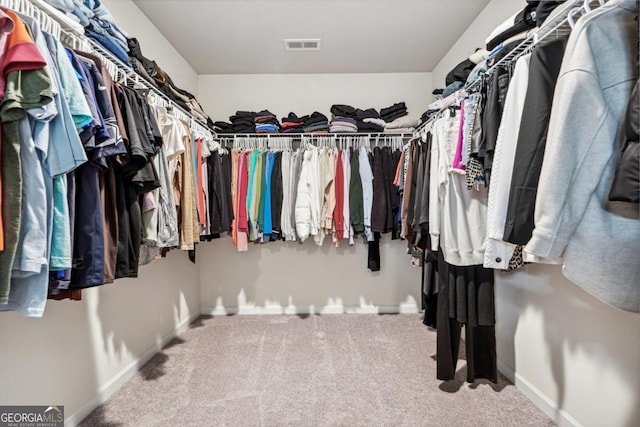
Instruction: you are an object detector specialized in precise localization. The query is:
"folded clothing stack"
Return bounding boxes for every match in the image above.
[330,116,357,133]
[281,113,305,133]
[384,115,420,133]
[255,110,280,133]
[230,111,257,133]
[303,112,329,133]
[380,102,408,123]
[213,121,234,134]
[46,0,131,64]
[485,4,536,51]
[355,108,384,132]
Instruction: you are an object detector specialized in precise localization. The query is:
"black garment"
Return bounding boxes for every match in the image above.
[70,163,105,288]
[610,76,640,203]
[214,121,234,131]
[114,163,142,279]
[349,151,364,234]
[157,84,191,111]
[420,234,438,328]
[127,38,156,78]
[113,85,158,279]
[380,102,406,117]
[121,88,161,194]
[355,108,379,120]
[330,104,356,118]
[528,0,565,26]
[356,120,384,133]
[381,109,408,123]
[411,139,428,235]
[435,251,497,383]
[389,148,402,239]
[116,86,149,178]
[271,152,283,235]
[256,109,276,118]
[221,152,234,233]
[130,56,157,87]
[405,141,420,242]
[367,232,381,272]
[486,4,536,51]
[230,112,257,133]
[230,112,257,121]
[371,147,387,232]
[416,135,432,232]
[207,153,222,235]
[503,36,569,245]
[303,111,329,127]
[281,112,305,124]
[479,66,510,175]
[446,58,476,86]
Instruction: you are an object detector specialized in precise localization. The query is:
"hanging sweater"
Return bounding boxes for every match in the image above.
[430,111,488,266]
[525,0,639,312]
[295,149,320,242]
[359,146,374,241]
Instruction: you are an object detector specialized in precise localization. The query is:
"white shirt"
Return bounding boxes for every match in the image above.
[483,54,531,269]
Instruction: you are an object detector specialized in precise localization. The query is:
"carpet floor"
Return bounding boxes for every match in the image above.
[80,314,554,427]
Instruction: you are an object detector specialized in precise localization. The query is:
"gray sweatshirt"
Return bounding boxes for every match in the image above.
[525,0,639,312]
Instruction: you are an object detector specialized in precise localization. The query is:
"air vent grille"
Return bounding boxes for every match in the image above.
[284,38,321,51]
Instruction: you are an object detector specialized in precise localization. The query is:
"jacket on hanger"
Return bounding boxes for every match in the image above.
[525,0,639,312]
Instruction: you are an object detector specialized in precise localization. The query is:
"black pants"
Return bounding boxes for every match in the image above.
[436,251,497,383]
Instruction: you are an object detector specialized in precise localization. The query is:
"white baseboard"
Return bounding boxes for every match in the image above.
[201,303,419,316]
[65,311,201,427]
[497,359,583,427]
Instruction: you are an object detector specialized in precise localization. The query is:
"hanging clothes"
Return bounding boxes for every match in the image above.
[525,0,639,312]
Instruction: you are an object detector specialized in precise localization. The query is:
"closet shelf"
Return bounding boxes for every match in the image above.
[414,0,585,136]
[1,0,214,138]
[214,132,416,138]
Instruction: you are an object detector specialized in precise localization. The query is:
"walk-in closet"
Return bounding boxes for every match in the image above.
[0,0,637,426]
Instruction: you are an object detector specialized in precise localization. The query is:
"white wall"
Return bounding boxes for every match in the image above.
[197,72,431,314]
[431,0,522,90]
[200,238,421,315]
[0,1,202,425]
[198,72,432,122]
[432,1,640,426]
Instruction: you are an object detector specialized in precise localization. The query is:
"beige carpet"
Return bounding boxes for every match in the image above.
[81,314,554,426]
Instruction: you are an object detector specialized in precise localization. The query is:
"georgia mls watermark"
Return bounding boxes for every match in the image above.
[0,406,63,427]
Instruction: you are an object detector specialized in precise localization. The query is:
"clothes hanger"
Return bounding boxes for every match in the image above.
[567,6,583,28]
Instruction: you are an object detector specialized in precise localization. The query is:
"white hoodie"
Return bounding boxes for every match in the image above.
[429,111,488,266]
[295,149,320,242]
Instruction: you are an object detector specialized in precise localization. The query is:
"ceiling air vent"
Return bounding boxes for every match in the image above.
[284,38,321,51]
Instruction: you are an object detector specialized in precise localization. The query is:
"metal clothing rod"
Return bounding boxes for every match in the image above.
[215,132,415,138]
[87,38,213,135]
[219,133,410,151]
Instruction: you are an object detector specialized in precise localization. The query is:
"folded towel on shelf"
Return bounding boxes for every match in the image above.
[384,127,415,134]
[330,125,358,133]
[385,115,421,130]
[363,118,387,128]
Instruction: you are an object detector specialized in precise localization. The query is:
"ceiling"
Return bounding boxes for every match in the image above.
[132,0,490,75]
